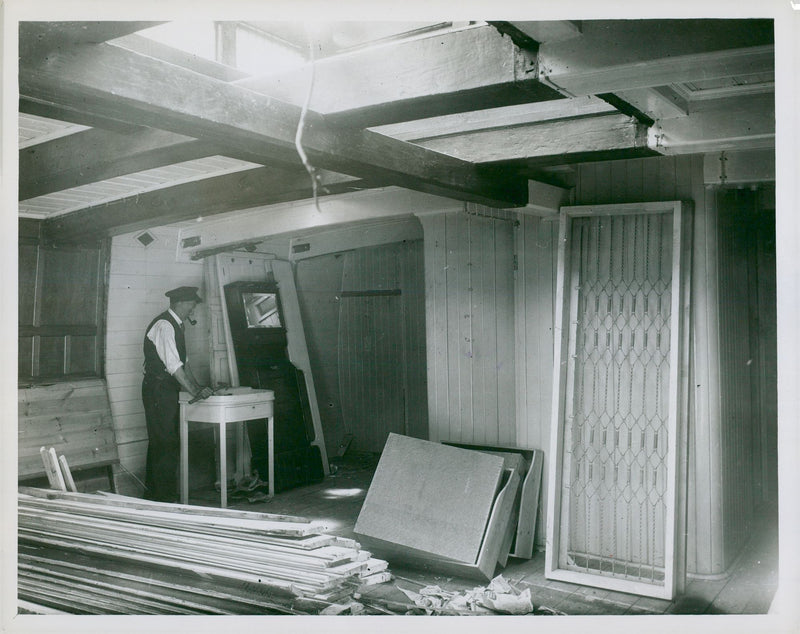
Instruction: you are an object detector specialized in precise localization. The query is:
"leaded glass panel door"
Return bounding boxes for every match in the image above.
[546,201,690,599]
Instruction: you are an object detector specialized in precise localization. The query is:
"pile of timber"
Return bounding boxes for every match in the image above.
[18,487,389,615]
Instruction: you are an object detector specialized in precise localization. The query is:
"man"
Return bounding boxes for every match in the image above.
[142,286,212,502]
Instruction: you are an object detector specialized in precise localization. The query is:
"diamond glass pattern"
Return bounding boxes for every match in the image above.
[561,212,673,584]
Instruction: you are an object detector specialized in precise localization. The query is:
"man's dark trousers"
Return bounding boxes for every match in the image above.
[142,377,180,502]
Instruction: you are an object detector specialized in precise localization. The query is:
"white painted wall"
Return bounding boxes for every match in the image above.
[105,226,209,495]
[419,206,517,446]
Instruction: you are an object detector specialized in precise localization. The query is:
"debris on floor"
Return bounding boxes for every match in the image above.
[393,575,533,615]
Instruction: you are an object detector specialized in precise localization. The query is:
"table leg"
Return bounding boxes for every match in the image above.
[180,406,188,505]
[235,422,245,483]
[268,415,274,498]
[219,423,227,508]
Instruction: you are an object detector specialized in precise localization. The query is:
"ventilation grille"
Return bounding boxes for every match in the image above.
[136,231,155,247]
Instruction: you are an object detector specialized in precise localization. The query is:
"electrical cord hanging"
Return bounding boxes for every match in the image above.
[295,28,322,214]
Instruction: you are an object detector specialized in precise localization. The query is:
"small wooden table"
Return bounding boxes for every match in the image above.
[179,387,275,507]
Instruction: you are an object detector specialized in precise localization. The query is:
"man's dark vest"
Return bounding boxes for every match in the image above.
[143,311,186,389]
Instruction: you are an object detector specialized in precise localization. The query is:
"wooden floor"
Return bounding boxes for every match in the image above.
[189,453,779,616]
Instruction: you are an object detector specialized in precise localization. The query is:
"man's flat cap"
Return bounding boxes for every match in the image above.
[165,286,203,303]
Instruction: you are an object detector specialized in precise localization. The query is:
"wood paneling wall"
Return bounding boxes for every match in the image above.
[419,207,516,446]
[105,228,209,495]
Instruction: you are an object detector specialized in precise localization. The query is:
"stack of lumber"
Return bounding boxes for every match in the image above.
[18,487,389,614]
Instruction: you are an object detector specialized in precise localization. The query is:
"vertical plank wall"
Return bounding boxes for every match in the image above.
[105,227,209,494]
[335,241,427,452]
[714,188,777,567]
[569,155,770,576]
[295,240,427,454]
[419,207,516,446]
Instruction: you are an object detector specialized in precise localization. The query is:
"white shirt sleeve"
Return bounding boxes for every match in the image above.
[146,319,184,375]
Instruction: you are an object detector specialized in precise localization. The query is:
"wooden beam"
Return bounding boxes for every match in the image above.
[19,128,219,200]
[410,113,653,165]
[498,20,582,44]
[19,21,162,61]
[19,97,142,134]
[234,24,563,127]
[372,96,615,142]
[536,19,773,96]
[112,33,248,82]
[178,187,464,260]
[612,87,690,121]
[20,35,527,209]
[653,92,774,155]
[41,167,367,244]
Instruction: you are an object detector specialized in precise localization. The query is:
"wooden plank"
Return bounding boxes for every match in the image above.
[18,421,116,454]
[18,491,323,535]
[18,506,367,587]
[17,544,306,614]
[27,488,310,523]
[19,35,528,211]
[494,214,517,446]
[354,434,504,564]
[39,447,66,490]
[58,455,78,492]
[417,212,449,442]
[18,412,112,438]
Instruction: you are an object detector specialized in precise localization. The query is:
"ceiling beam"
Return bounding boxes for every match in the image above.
[19,97,143,134]
[234,24,563,128]
[20,35,527,209]
[652,92,774,155]
[19,21,161,60]
[534,19,773,97]
[493,20,582,45]
[372,96,616,141]
[40,166,368,244]
[395,112,654,166]
[111,33,248,82]
[19,128,219,200]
